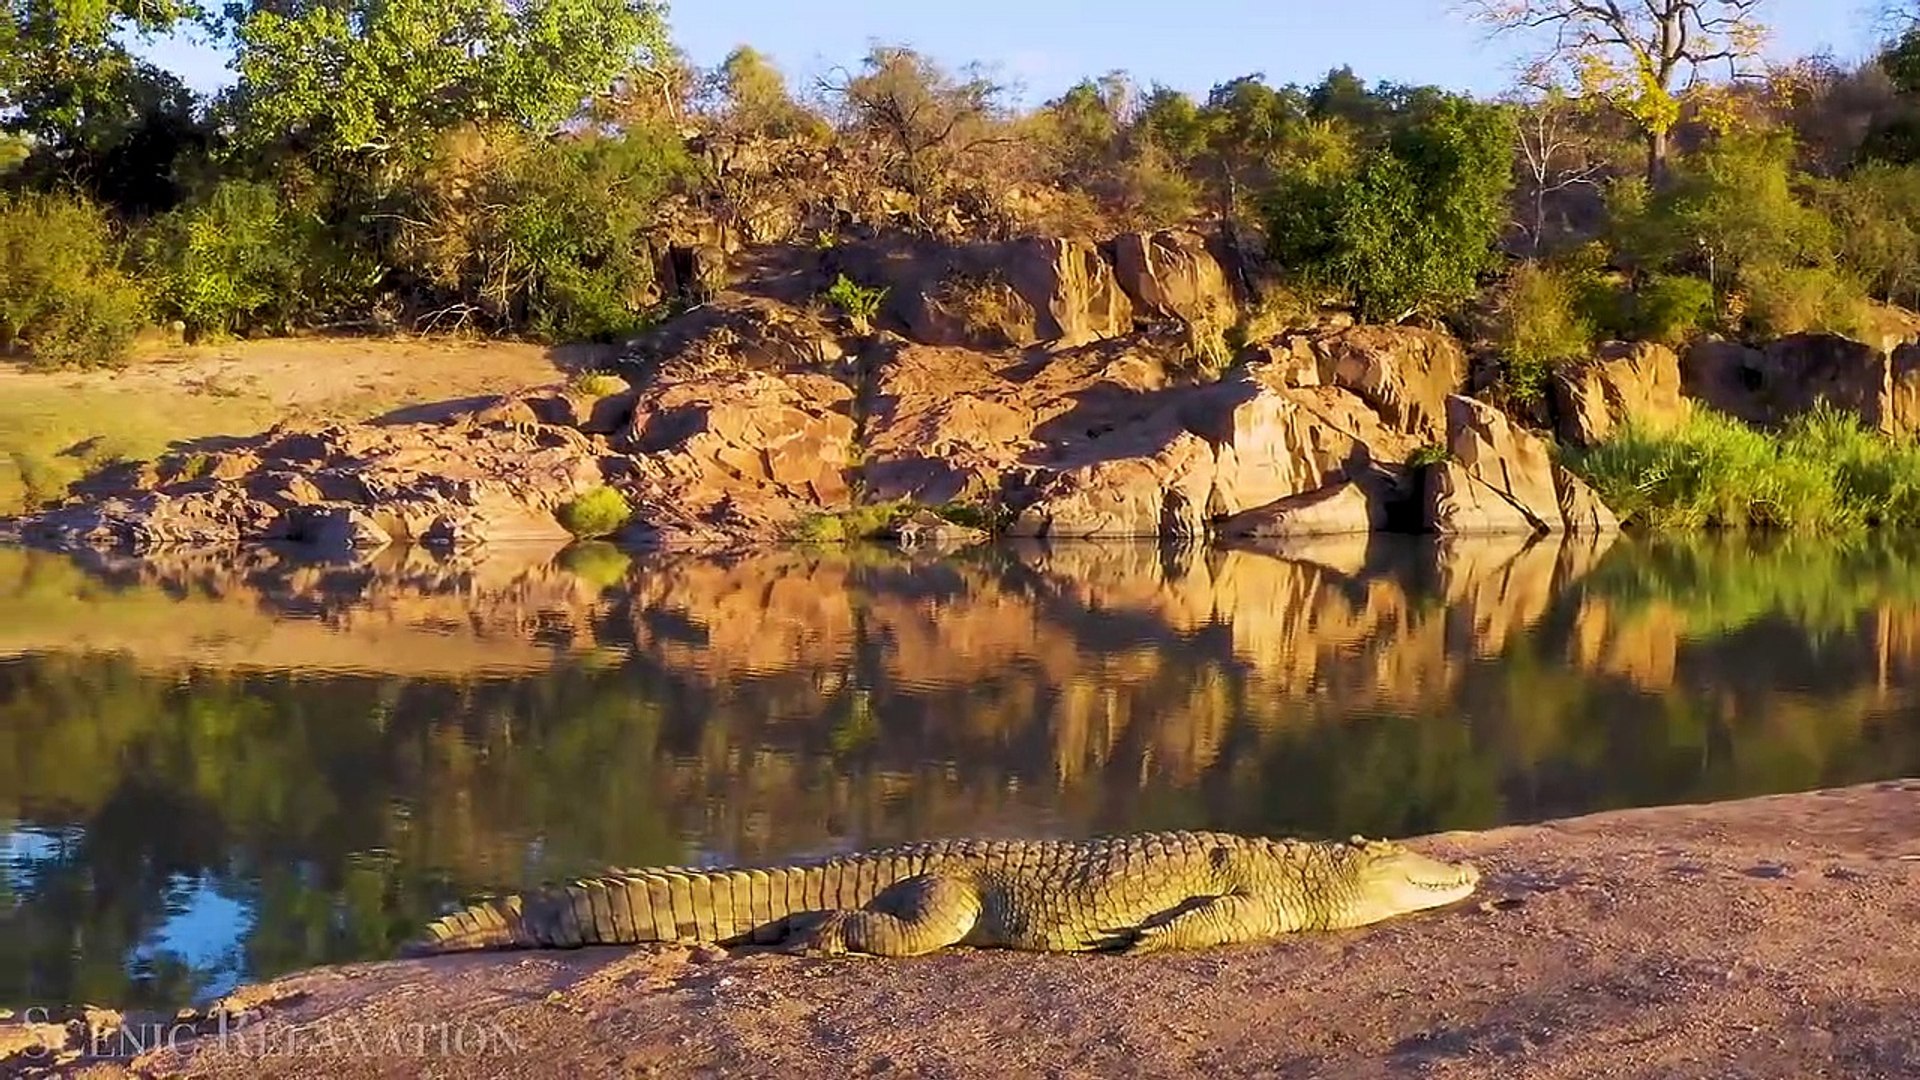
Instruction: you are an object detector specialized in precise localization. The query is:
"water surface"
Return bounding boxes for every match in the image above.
[4,531,1920,1009]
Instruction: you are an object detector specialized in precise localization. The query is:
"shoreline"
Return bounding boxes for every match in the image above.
[15,779,1915,1078]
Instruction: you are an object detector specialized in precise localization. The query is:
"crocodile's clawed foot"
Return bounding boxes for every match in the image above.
[1122,925,1174,955]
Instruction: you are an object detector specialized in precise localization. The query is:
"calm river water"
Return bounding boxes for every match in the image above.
[4,531,1919,1008]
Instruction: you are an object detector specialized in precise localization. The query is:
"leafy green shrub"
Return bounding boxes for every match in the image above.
[402,126,690,341]
[142,180,304,337]
[1491,262,1591,403]
[1736,262,1873,340]
[1265,95,1514,321]
[556,486,632,538]
[0,193,147,369]
[1812,163,1920,308]
[1567,405,1920,532]
[824,274,888,333]
[1666,130,1833,280]
[1627,274,1716,346]
[791,502,905,543]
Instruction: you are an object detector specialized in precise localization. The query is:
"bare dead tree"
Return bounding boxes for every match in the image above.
[817,46,1011,230]
[1463,0,1771,183]
[1513,91,1605,254]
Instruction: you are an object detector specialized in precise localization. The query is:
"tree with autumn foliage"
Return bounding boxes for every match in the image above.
[1465,0,1772,183]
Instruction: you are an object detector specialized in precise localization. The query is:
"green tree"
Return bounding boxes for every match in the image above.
[823,46,1007,224]
[1463,0,1773,183]
[709,45,822,138]
[1666,129,1830,281]
[1813,162,1920,307]
[1265,95,1516,321]
[227,0,671,162]
[2,0,207,211]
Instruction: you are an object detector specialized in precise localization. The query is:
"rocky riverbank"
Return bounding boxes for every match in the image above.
[9,779,1915,1078]
[9,228,1920,553]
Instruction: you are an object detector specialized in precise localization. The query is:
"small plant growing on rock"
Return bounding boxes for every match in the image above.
[1408,444,1452,469]
[557,486,632,538]
[568,370,628,397]
[824,274,887,334]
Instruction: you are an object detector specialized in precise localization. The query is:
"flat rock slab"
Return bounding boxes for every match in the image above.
[114,780,1920,1078]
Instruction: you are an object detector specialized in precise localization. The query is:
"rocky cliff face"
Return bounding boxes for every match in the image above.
[5,229,1630,552]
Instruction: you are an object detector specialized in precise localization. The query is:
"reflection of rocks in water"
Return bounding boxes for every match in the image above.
[0,540,616,675]
[1571,598,1681,692]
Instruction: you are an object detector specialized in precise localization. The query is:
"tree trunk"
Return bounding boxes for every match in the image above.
[1645,128,1670,187]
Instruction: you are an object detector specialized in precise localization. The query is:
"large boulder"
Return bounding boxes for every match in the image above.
[1298,326,1466,443]
[617,371,859,539]
[1438,396,1562,533]
[1109,230,1236,327]
[1007,420,1217,539]
[1682,333,1899,434]
[1552,341,1689,446]
[998,237,1135,348]
[1424,395,1618,536]
[1424,461,1542,535]
[1005,365,1424,541]
[1555,466,1620,534]
[876,237,1135,350]
[1216,471,1406,539]
[1892,343,1920,439]
[1188,377,1417,519]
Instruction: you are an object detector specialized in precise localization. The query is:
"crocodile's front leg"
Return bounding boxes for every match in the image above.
[784,873,983,957]
[1124,893,1289,954]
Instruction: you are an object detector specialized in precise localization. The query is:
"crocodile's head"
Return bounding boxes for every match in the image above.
[1332,837,1481,927]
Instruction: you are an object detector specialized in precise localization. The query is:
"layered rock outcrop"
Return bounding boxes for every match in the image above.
[6,233,1625,552]
[1552,341,1689,446]
[19,409,611,552]
[1109,230,1236,326]
[1681,333,1919,436]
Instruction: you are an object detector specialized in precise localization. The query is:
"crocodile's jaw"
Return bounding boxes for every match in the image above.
[1330,846,1481,928]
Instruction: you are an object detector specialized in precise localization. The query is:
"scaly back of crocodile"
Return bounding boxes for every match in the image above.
[402,831,1480,957]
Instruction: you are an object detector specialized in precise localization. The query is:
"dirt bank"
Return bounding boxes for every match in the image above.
[31,779,1920,1078]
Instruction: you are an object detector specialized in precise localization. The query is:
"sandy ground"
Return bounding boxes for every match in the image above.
[0,335,616,516]
[0,336,607,417]
[20,779,1920,1079]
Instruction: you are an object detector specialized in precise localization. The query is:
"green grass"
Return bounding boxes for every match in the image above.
[0,385,277,516]
[1567,404,1920,533]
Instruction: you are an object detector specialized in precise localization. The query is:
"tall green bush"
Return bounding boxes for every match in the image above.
[1264,96,1514,321]
[399,126,690,340]
[1492,261,1591,403]
[142,181,305,337]
[0,193,147,369]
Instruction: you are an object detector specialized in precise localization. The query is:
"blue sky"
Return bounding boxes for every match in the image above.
[139,0,1885,104]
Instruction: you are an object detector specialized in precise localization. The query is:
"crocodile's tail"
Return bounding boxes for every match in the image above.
[403,854,935,956]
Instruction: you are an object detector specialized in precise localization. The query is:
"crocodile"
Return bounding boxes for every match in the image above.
[403,831,1481,958]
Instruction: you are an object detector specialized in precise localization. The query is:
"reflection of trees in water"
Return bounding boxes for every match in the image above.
[4,531,1920,1007]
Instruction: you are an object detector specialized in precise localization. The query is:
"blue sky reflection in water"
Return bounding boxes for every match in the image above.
[3,532,1920,1008]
